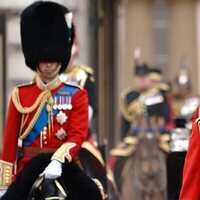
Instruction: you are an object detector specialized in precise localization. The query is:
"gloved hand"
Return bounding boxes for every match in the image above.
[41,160,62,179]
[0,189,7,197]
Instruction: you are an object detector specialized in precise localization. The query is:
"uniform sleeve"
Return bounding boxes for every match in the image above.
[2,99,21,163]
[0,98,21,189]
[179,108,200,200]
[52,89,88,163]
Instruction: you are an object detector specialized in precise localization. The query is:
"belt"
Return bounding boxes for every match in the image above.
[23,147,57,158]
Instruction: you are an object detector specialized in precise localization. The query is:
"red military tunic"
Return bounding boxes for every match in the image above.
[179,106,200,200]
[0,76,88,189]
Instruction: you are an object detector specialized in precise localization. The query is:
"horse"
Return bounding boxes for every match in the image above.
[109,117,168,200]
[0,153,104,200]
[78,139,119,200]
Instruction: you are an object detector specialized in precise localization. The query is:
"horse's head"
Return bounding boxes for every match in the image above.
[133,116,167,195]
[136,131,160,180]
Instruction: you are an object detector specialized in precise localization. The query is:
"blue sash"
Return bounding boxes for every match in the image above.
[23,85,79,146]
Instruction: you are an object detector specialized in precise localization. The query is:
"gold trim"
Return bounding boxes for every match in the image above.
[12,88,53,140]
[51,143,76,163]
[119,87,136,122]
[65,65,91,87]
[12,87,51,114]
[92,178,107,200]
[159,143,169,152]
[158,83,169,91]
[17,81,35,88]
[110,144,136,157]
[36,75,61,91]
[119,84,163,122]
[123,136,138,145]
[159,134,170,152]
[106,168,118,195]
[160,134,170,142]
[54,179,67,197]
[72,63,94,75]
[81,141,105,166]
[149,73,162,82]
[0,160,13,189]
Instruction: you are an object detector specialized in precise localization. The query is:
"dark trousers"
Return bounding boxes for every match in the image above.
[167,152,186,200]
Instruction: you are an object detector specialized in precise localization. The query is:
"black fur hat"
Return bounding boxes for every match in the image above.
[20,1,75,73]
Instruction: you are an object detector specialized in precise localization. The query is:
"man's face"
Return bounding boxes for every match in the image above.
[38,62,60,82]
[135,74,153,91]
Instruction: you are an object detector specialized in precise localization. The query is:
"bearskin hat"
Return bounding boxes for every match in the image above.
[20,1,75,73]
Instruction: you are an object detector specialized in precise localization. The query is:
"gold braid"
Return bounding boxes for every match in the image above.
[12,87,50,113]
[11,87,52,140]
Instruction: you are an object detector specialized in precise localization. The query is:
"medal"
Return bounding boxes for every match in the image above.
[67,96,73,110]
[57,96,63,110]
[56,110,67,125]
[53,96,58,110]
[55,128,67,140]
[63,96,68,110]
[67,104,72,110]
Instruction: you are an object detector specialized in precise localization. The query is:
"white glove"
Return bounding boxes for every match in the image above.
[88,105,94,122]
[41,160,62,179]
[0,189,7,197]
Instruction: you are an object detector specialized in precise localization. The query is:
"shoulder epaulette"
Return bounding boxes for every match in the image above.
[120,87,135,98]
[16,81,35,88]
[73,63,94,75]
[119,87,136,122]
[64,82,83,89]
[110,141,136,157]
[158,83,169,91]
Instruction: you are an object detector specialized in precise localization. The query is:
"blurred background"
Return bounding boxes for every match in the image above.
[0,0,199,153]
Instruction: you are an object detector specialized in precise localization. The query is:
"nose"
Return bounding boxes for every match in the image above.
[47,63,51,67]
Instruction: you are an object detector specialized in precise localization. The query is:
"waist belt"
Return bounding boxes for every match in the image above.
[23,147,57,158]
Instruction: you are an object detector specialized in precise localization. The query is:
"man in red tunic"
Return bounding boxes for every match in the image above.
[0,1,104,200]
[179,106,200,200]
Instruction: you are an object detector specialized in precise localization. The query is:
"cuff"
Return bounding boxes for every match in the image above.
[0,160,13,189]
[51,142,76,163]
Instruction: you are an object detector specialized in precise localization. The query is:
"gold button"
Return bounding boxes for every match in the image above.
[43,131,47,136]
[43,136,47,140]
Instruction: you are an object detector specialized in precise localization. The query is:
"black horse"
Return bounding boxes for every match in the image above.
[0,153,103,200]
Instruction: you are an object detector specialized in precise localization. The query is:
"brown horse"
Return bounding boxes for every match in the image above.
[110,118,168,200]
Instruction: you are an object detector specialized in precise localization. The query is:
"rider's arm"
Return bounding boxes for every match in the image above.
[179,107,200,200]
[0,98,21,189]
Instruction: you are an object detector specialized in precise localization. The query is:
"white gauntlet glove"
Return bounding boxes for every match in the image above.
[41,160,62,179]
[0,189,7,197]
